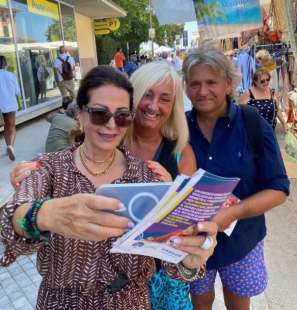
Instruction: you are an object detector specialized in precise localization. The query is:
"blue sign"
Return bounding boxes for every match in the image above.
[200,0,262,25]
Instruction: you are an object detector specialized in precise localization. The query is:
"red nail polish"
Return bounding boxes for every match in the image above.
[34,161,41,169]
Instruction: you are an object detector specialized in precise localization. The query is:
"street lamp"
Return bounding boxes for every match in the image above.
[148,0,155,57]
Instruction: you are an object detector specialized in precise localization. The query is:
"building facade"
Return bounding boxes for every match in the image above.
[0,0,126,124]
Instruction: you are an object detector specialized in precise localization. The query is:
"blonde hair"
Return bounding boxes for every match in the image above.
[125,62,189,154]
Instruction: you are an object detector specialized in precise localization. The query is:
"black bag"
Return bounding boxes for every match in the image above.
[58,56,73,80]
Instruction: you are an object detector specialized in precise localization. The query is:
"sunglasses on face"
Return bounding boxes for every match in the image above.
[81,106,134,127]
[260,78,270,84]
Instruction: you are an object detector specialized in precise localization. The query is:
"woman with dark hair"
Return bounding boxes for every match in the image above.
[239,68,288,132]
[0,55,21,160]
[0,65,217,310]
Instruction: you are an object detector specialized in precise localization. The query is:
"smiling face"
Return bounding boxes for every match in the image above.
[78,84,130,153]
[186,64,232,116]
[135,77,174,133]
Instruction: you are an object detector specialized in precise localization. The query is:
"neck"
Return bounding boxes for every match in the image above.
[132,128,162,146]
[83,141,115,161]
[196,102,229,126]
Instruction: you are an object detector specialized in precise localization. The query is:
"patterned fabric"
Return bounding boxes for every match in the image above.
[190,241,267,297]
[149,269,192,310]
[247,89,277,129]
[0,144,189,310]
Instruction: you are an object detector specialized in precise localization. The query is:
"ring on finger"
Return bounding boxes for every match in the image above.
[200,236,213,250]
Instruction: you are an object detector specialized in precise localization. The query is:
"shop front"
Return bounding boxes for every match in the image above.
[0,0,126,124]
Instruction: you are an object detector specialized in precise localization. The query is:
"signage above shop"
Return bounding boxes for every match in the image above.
[27,0,59,21]
[0,0,7,7]
[94,18,120,36]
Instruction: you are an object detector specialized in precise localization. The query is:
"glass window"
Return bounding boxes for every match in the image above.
[0,1,23,110]
[11,0,63,107]
[60,3,81,80]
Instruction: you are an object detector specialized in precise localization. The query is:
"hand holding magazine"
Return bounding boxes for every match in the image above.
[96,169,240,264]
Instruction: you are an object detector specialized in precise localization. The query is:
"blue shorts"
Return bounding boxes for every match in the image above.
[190,241,268,297]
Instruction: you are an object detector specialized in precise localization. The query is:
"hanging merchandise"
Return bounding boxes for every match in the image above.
[262,0,282,43]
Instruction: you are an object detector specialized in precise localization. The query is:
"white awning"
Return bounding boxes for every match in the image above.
[63,0,126,19]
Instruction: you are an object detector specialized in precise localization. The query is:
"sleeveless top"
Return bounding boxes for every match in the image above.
[247,88,277,129]
[153,137,179,179]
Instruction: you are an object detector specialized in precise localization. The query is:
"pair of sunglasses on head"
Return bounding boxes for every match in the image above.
[81,106,134,127]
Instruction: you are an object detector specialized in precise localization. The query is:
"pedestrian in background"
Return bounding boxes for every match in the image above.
[114,47,125,72]
[54,46,75,109]
[183,46,289,310]
[0,55,21,161]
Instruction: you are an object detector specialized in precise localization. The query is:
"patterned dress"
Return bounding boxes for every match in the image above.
[0,145,190,310]
[247,89,277,129]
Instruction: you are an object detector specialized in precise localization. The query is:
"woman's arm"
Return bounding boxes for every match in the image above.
[178,143,197,176]
[238,89,250,105]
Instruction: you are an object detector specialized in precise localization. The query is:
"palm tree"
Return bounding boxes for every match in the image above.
[194,0,225,24]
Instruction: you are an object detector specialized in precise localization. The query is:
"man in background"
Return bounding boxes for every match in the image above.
[54,46,75,109]
[114,47,125,71]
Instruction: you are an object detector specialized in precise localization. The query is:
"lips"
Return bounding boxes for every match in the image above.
[98,133,118,142]
[143,110,159,120]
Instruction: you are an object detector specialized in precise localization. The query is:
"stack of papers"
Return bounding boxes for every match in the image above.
[97,169,240,264]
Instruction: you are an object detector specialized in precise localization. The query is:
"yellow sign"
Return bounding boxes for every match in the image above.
[94,18,120,36]
[0,0,7,7]
[27,0,59,20]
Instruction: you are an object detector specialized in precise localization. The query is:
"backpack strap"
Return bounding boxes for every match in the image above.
[58,56,65,63]
[240,105,264,157]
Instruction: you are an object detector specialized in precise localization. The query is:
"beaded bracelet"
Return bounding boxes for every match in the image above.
[17,198,50,242]
[177,262,206,281]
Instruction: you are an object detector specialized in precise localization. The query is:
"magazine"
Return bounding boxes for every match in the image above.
[97,169,240,263]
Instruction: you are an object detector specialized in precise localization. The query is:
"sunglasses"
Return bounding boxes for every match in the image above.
[81,106,134,127]
[260,78,270,84]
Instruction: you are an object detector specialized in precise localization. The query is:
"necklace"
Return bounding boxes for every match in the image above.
[79,146,116,176]
[81,144,114,164]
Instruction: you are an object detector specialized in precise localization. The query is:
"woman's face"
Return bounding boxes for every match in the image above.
[78,84,131,152]
[135,78,175,132]
[255,73,270,90]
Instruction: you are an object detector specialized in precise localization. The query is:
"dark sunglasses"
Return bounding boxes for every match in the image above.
[260,78,270,84]
[81,106,134,127]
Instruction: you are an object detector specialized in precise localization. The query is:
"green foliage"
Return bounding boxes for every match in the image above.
[194,0,225,23]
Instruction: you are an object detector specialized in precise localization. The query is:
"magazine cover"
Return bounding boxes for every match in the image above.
[111,169,240,263]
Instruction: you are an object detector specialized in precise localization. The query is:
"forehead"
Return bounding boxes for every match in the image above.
[148,76,173,94]
[88,84,130,108]
[188,64,225,80]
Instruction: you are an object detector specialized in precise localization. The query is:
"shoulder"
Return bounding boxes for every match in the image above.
[121,147,157,183]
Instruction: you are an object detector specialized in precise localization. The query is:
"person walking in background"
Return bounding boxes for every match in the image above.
[239,68,288,132]
[114,47,125,72]
[0,55,21,161]
[54,46,75,109]
[37,55,49,101]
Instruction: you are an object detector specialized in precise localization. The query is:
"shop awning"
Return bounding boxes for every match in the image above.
[63,0,126,19]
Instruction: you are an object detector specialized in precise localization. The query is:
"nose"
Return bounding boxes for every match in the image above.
[105,115,117,128]
[148,96,159,111]
[198,83,209,96]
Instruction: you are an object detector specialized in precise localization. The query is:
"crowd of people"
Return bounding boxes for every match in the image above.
[0,44,290,310]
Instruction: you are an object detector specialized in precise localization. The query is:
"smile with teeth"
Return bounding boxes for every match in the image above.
[143,110,159,120]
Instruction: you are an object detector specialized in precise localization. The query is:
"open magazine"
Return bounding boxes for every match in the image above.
[96,169,240,264]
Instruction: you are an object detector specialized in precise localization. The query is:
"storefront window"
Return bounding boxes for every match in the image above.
[60,3,81,80]
[0,1,23,110]
[11,0,63,107]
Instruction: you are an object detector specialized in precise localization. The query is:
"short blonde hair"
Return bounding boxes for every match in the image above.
[125,62,189,154]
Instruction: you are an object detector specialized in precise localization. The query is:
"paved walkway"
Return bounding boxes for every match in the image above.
[0,117,296,309]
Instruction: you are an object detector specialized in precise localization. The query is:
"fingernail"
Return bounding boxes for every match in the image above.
[34,161,41,169]
[116,203,126,212]
[197,222,204,231]
[15,182,20,188]
[168,237,181,247]
[24,170,31,176]
[128,221,135,229]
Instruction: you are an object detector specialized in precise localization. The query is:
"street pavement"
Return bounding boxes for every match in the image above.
[0,116,296,309]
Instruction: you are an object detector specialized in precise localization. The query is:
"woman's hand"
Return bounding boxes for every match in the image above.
[169,221,218,270]
[146,160,172,182]
[37,193,132,241]
[10,161,40,189]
